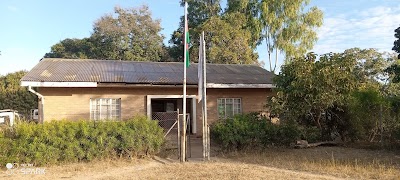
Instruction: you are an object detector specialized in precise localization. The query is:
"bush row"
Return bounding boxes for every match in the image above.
[210,113,321,151]
[0,116,164,166]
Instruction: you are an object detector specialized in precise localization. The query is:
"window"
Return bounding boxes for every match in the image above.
[217,98,242,119]
[90,98,121,120]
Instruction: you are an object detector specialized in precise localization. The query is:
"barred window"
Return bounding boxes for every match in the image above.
[217,98,242,119]
[90,98,121,120]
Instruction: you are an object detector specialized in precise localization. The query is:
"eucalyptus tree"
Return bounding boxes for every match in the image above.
[259,0,323,72]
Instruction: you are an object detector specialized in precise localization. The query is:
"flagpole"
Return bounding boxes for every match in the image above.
[199,33,206,160]
[181,1,188,163]
[202,31,209,160]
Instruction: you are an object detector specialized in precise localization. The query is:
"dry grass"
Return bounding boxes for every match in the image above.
[224,147,400,179]
[1,158,341,180]
[1,146,399,180]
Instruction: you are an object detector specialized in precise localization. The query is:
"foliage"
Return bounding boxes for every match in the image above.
[385,63,400,83]
[91,6,164,61]
[0,71,37,117]
[347,87,388,141]
[45,5,165,61]
[199,13,259,64]
[268,48,400,142]
[211,113,300,150]
[259,0,323,72]
[169,0,262,65]
[44,38,95,59]
[225,0,262,48]
[168,0,323,67]
[393,26,400,58]
[344,48,392,83]
[269,52,358,130]
[168,0,221,62]
[388,26,400,82]
[0,116,164,166]
[225,0,323,72]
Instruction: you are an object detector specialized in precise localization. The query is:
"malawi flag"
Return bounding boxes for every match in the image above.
[184,2,190,68]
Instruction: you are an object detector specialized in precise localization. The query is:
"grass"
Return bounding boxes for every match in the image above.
[1,144,399,179]
[223,146,400,179]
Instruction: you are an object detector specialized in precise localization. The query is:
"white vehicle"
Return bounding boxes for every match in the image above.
[31,109,39,121]
[0,109,21,126]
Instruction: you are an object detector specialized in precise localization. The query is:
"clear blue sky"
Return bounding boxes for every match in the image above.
[0,0,399,75]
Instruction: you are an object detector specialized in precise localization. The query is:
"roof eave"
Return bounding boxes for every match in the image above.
[20,81,98,87]
[21,81,275,88]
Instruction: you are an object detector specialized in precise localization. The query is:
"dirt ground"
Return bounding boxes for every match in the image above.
[1,137,400,180]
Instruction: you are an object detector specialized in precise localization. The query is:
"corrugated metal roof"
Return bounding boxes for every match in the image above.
[21,58,275,85]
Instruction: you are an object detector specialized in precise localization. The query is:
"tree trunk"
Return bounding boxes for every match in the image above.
[273,49,278,73]
[267,38,272,72]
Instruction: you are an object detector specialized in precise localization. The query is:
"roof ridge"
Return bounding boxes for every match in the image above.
[41,58,262,67]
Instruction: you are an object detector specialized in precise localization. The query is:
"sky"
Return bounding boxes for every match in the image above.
[0,0,399,75]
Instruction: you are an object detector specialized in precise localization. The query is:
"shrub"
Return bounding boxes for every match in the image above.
[210,113,300,151]
[0,116,164,166]
[298,126,322,143]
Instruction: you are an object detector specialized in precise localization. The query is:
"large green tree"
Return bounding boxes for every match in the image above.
[44,38,94,59]
[0,71,37,118]
[225,0,261,48]
[169,0,222,62]
[91,6,164,61]
[269,48,400,141]
[270,52,357,130]
[199,13,259,64]
[45,5,165,61]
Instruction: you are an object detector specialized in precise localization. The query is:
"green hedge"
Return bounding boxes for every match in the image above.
[211,113,300,150]
[0,116,164,166]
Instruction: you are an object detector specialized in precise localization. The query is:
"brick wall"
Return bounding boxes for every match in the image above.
[39,87,274,134]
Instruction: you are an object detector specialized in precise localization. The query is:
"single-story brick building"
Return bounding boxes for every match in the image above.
[21,58,275,134]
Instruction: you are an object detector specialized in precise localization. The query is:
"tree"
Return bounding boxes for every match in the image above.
[0,71,38,118]
[386,63,400,83]
[389,26,400,82]
[169,0,222,62]
[91,5,164,61]
[44,38,95,59]
[343,48,391,83]
[258,0,323,73]
[199,13,259,64]
[268,48,400,141]
[269,52,358,140]
[169,0,261,64]
[393,26,400,59]
[225,0,262,48]
[45,5,164,61]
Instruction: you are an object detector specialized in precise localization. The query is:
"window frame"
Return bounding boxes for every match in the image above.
[90,98,121,120]
[217,98,242,119]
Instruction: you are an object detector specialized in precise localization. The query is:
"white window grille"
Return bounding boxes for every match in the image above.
[217,98,242,119]
[90,98,121,120]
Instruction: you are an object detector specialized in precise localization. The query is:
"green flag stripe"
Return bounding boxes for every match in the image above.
[185,31,190,68]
